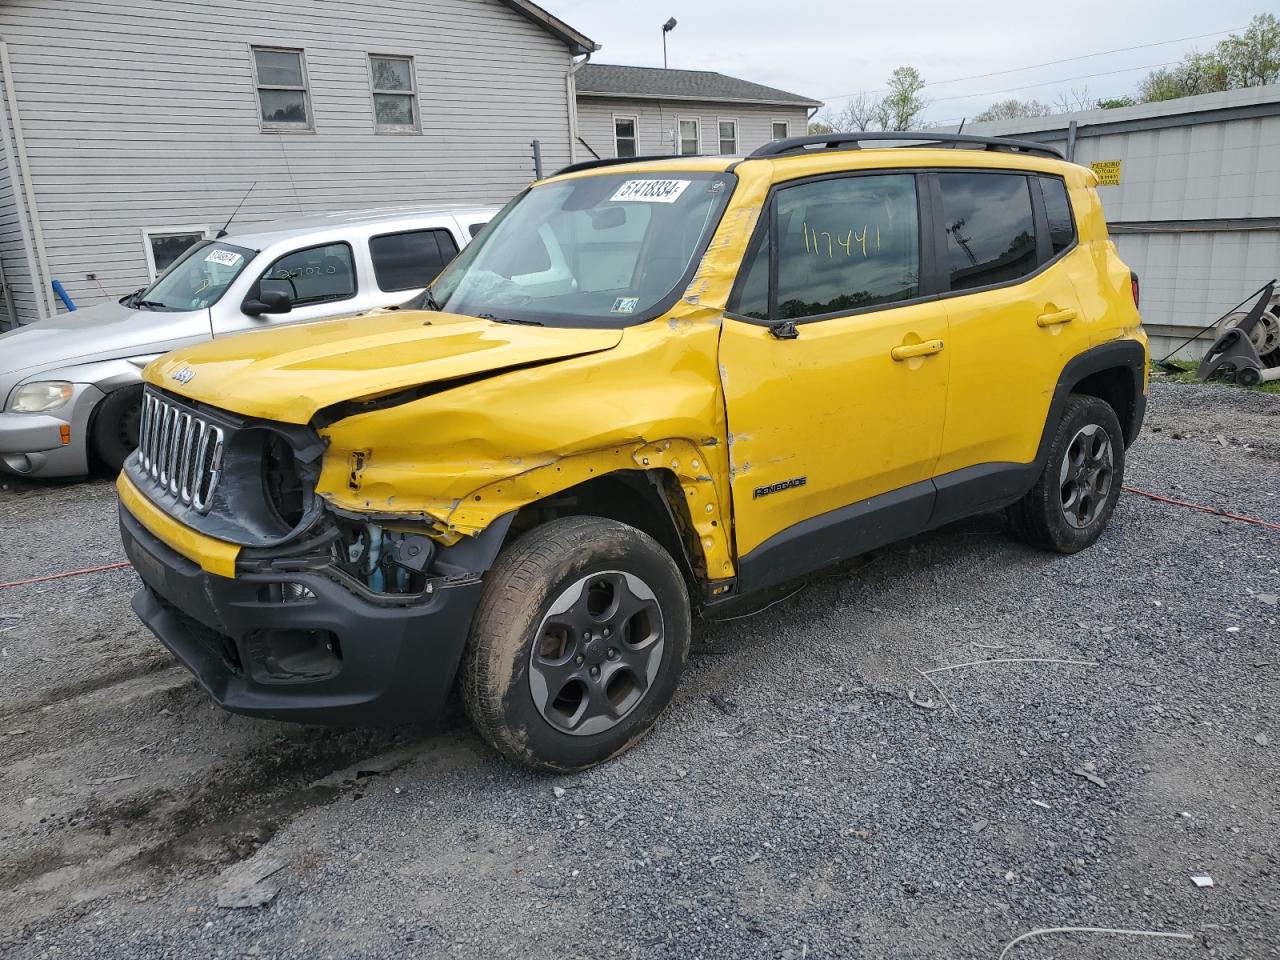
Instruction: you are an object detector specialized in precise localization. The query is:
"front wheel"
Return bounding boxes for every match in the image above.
[90,385,144,474]
[461,516,690,772]
[1007,394,1125,554]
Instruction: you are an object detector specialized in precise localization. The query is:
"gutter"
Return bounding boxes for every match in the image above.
[565,49,594,166]
[0,39,46,324]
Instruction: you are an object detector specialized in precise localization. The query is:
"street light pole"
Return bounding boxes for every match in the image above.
[662,18,677,69]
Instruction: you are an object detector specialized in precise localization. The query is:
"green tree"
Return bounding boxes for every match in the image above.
[808,119,835,135]
[877,67,928,130]
[1217,13,1280,87]
[973,98,1052,121]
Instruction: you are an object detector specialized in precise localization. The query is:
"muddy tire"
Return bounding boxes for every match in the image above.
[1007,394,1125,554]
[461,516,690,772]
[90,385,144,474]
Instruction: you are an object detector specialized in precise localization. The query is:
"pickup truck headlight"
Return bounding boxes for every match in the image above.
[9,381,74,413]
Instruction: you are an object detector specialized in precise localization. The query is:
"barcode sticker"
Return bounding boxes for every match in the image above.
[610,179,691,204]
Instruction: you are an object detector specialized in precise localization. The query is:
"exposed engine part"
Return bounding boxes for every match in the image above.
[331,520,438,596]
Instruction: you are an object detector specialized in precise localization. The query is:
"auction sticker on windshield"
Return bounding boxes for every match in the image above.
[610,179,691,204]
[205,249,244,266]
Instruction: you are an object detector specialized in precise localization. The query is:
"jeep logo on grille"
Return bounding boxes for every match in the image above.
[172,366,195,384]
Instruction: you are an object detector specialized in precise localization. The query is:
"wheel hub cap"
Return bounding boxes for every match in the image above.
[528,571,664,736]
[1059,424,1113,529]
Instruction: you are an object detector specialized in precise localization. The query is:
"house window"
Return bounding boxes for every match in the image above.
[251,47,312,129]
[718,119,738,155]
[614,116,638,157]
[369,55,419,131]
[142,227,210,279]
[772,120,790,140]
[678,118,700,155]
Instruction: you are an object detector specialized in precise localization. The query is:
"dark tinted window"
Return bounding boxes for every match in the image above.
[773,174,919,320]
[468,222,486,238]
[369,229,459,292]
[259,242,355,306]
[733,227,769,320]
[938,173,1037,291]
[1038,176,1075,255]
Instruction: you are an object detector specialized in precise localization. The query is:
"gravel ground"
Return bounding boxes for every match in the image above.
[1,380,1277,960]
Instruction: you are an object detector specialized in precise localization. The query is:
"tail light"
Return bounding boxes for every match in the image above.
[1130,271,1140,309]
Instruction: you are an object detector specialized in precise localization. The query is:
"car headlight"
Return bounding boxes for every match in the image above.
[9,381,74,413]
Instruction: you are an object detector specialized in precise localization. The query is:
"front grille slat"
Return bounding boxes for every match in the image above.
[136,390,224,514]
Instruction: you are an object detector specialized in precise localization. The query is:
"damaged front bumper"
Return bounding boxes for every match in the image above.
[120,503,484,726]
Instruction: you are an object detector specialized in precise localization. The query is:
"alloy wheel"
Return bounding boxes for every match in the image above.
[1059,423,1113,529]
[528,571,665,736]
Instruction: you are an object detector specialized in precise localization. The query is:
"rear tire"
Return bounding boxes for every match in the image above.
[461,516,690,772]
[1007,394,1125,554]
[90,385,144,474]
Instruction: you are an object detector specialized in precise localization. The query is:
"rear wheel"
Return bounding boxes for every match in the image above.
[1007,394,1124,554]
[461,516,690,772]
[90,386,144,473]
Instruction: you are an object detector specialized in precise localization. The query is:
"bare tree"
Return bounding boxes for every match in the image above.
[814,91,884,133]
[1054,86,1096,113]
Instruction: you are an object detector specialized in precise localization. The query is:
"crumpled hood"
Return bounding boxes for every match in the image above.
[0,299,210,383]
[146,309,624,424]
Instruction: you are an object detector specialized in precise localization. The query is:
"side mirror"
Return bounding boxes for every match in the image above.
[242,290,293,317]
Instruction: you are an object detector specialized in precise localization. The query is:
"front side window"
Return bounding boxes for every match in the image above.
[370,55,419,131]
[432,171,735,328]
[742,174,919,321]
[718,120,738,155]
[144,228,208,278]
[257,243,356,307]
[615,117,637,158]
[678,118,700,155]
[369,229,459,292]
[772,120,790,140]
[1038,176,1076,256]
[938,173,1037,291]
[134,241,254,312]
[252,47,311,129]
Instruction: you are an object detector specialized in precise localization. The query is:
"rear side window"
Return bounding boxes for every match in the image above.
[733,174,920,322]
[1038,177,1076,255]
[369,229,460,292]
[258,242,356,306]
[937,173,1037,291]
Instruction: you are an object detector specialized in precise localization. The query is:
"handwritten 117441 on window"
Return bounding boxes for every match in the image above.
[803,222,882,258]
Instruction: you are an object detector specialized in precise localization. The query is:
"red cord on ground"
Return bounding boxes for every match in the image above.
[0,561,132,590]
[1122,485,1280,532]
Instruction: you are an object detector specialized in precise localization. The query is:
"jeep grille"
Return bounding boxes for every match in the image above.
[136,392,224,513]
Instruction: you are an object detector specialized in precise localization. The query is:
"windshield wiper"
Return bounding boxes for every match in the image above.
[478,312,543,327]
[132,298,168,311]
[422,286,443,311]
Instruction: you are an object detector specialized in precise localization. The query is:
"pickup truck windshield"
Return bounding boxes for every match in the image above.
[432,171,736,327]
[135,240,255,312]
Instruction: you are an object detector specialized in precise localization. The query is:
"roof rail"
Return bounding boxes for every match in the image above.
[553,154,684,177]
[749,132,1064,161]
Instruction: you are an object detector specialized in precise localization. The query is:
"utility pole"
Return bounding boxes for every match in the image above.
[662,18,677,69]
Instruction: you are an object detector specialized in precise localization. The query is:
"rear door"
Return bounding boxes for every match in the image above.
[718,170,950,585]
[930,170,1085,480]
[367,226,460,296]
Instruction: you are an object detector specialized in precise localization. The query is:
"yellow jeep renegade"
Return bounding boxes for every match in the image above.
[118,133,1146,771]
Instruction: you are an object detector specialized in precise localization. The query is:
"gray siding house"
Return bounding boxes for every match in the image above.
[0,0,596,328]
[960,85,1280,358]
[575,64,820,161]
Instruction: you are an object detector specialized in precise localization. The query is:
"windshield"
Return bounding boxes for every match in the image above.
[134,240,255,311]
[430,171,736,327]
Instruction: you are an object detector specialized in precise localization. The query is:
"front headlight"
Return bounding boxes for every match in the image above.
[9,381,74,413]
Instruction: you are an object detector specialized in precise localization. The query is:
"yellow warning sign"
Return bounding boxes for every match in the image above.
[1091,160,1121,186]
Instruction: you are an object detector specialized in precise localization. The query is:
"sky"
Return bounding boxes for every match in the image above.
[543,1,1267,124]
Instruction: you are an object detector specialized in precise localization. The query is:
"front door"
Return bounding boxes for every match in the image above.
[719,171,949,590]
[212,241,365,337]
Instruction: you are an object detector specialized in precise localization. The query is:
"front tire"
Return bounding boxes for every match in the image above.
[90,385,143,473]
[461,516,691,772]
[1007,394,1125,554]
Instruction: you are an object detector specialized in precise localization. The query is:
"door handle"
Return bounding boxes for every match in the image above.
[890,338,945,361]
[1036,308,1077,327]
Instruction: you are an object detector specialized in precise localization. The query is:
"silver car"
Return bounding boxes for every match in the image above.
[0,204,495,478]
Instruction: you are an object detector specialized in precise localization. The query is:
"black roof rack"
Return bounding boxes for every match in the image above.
[749,132,1064,161]
[553,154,685,177]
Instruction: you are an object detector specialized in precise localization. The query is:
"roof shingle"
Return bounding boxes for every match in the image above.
[577,63,821,108]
